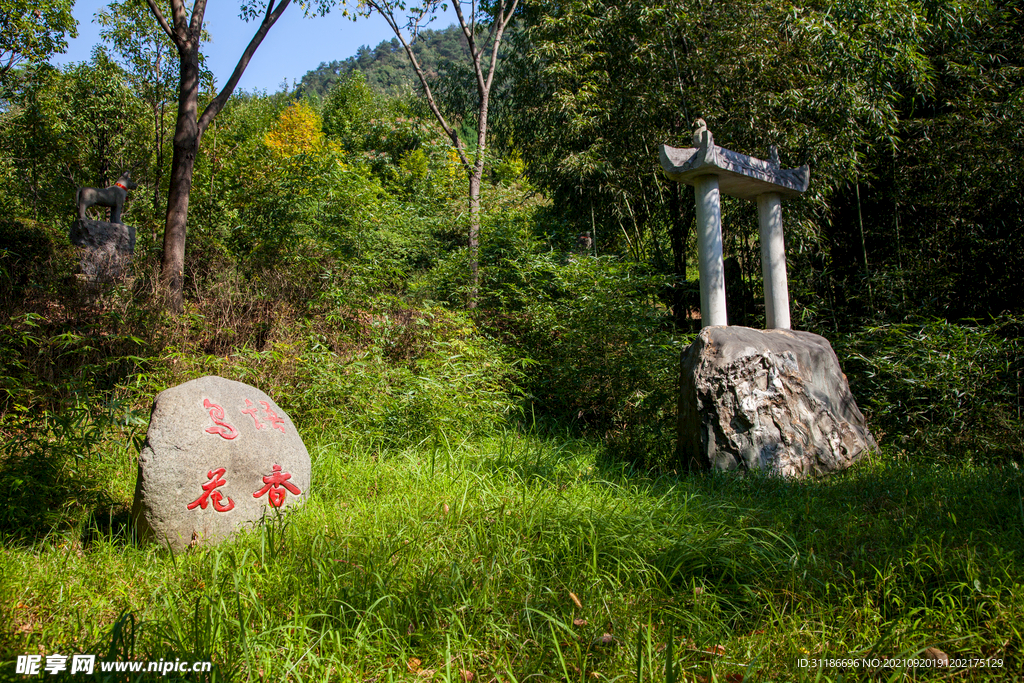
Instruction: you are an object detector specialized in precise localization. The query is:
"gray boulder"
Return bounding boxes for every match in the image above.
[677,326,875,477]
[69,219,136,281]
[131,376,311,551]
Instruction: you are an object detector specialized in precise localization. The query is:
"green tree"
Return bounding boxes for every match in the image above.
[507,0,934,327]
[350,0,521,309]
[67,49,149,190]
[2,55,147,222]
[0,0,77,93]
[143,0,325,312]
[96,0,203,214]
[842,0,1024,321]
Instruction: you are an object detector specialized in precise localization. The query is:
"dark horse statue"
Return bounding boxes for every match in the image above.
[76,171,137,224]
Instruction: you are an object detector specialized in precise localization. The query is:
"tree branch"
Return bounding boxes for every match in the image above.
[470,0,477,45]
[452,2,487,99]
[169,0,190,43]
[484,0,517,96]
[189,0,210,40]
[365,1,472,171]
[197,0,290,133]
[144,0,178,44]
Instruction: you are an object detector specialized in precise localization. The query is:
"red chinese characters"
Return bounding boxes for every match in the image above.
[203,399,238,440]
[259,401,286,433]
[240,398,265,429]
[234,398,285,433]
[253,464,301,507]
[186,468,236,512]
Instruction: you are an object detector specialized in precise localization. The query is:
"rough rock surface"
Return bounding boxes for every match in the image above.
[131,376,311,551]
[677,326,875,477]
[69,219,136,281]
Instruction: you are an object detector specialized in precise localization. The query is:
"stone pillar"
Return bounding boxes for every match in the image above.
[757,192,790,329]
[694,174,728,327]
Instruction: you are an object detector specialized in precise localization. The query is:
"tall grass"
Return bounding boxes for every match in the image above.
[2,430,1021,682]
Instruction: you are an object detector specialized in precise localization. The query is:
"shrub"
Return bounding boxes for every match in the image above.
[427,206,687,468]
[832,319,1024,461]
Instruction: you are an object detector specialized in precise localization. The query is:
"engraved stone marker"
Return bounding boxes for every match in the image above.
[131,376,311,551]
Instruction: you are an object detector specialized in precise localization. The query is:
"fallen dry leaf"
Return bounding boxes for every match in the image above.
[407,657,422,673]
[569,592,583,609]
[923,647,949,665]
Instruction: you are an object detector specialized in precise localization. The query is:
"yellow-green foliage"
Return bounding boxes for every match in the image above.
[263,100,325,158]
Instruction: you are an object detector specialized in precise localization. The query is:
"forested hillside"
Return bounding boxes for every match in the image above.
[296,24,467,98]
[1,0,1023,679]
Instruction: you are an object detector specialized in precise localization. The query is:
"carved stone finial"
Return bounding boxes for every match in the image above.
[692,118,708,146]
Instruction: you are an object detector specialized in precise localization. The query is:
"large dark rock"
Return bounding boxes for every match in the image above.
[677,326,875,477]
[131,376,311,551]
[69,219,135,281]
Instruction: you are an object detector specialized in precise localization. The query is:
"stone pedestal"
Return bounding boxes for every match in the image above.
[677,326,875,477]
[69,219,136,282]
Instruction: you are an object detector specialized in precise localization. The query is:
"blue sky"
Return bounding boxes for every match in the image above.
[51,0,458,93]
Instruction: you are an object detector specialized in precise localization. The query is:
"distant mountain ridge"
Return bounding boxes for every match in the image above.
[296,24,468,99]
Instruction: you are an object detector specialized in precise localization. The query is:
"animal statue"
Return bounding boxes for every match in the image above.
[76,171,137,224]
[576,231,593,253]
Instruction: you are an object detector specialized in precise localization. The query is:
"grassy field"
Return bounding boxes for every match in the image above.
[1,428,1022,682]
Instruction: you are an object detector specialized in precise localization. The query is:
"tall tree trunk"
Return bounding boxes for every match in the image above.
[365,0,518,311]
[152,100,161,212]
[154,47,166,214]
[468,77,490,309]
[160,48,200,312]
[153,97,165,246]
[145,0,291,313]
[468,170,481,308]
